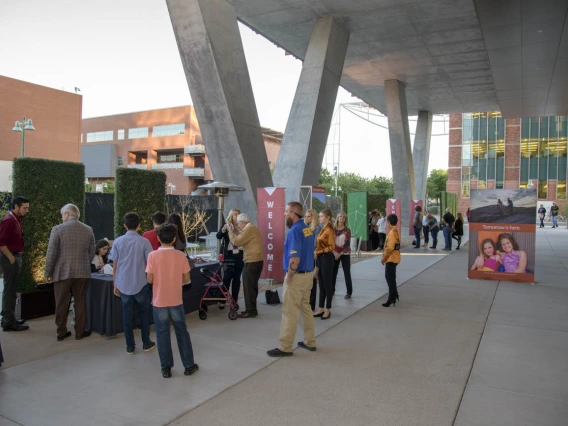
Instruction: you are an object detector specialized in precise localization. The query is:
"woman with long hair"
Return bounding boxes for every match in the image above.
[91,239,110,272]
[332,212,353,299]
[166,213,186,251]
[313,209,335,320]
[382,214,401,307]
[216,209,243,309]
[304,209,321,311]
[470,238,501,271]
[497,233,527,273]
[452,212,464,250]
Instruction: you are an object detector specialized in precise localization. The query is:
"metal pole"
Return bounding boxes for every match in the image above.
[217,196,224,258]
[21,116,26,158]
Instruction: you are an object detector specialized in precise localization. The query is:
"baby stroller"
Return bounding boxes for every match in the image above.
[198,264,239,321]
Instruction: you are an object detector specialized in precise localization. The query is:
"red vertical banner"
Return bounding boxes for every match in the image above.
[408,200,424,235]
[257,188,286,281]
[386,199,401,235]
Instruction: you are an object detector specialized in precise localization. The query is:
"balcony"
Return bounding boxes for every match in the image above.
[152,163,184,170]
[184,144,206,155]
[127,164,148,170]
[184,168,205,178]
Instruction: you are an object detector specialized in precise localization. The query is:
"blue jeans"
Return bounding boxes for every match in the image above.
[414,226,421,247]
[443,226,453,249]
[430,228,439,247]
[153,305,195,369]
[120,285,151,348]
[422,226,429,244]
[552,215,558,227]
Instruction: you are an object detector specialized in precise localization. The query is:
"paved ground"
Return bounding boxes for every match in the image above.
[1,227,567,426]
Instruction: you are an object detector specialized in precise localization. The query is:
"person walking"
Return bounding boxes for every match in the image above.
[332,212,353,299]
[551,202,560,228]
[377,212,387,250]
[537,204,546,228]
[216,209,243,310]
[422,209,430,247]
[142,211,167,251]
[427,214,440,249]
[412,205,423,249]
[229,213,263,318]
[45,204,95,341]
[382,214,401,307]
[109,212,156,354]
[267,202,316,357]
[313,209,335,320]
[0,196,30,332]
[452,212,464,250]
[304,209,321,311]
[442,208,456,251]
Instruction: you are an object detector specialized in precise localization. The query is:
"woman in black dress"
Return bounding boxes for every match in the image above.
[216,209,243,310]
[452,212,464,250]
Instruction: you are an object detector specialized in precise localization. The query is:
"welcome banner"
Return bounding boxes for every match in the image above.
[468,189,537,283]
[386,199,401,235]
[257,188,286,281]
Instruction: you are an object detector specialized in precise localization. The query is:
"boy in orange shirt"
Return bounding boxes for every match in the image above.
[146,223,199,378]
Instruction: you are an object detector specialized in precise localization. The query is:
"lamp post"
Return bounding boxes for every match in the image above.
[333,165,339,197]
[12,116,36,158]
[167,182,176,194]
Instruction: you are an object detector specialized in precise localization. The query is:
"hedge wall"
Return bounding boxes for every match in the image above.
[12,158,85,293]
[368,194,389,214]
[114,168,166,238]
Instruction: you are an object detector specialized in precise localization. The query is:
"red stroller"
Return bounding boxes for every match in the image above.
[198,264,238,320]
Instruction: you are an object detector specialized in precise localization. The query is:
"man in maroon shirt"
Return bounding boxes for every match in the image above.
[143,211,166,251]
[0,196,30,331]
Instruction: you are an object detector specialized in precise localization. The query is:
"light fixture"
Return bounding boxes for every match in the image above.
[11,116,36,157]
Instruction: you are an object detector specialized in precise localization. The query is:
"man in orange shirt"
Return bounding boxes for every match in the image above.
[146,223,199,379]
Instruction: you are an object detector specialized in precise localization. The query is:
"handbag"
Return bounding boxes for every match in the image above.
[265,288,281,305]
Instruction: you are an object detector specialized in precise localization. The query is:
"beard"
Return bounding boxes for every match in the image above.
[286,217,293,229]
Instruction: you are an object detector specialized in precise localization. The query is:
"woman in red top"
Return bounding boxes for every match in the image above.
[332,212,353,299]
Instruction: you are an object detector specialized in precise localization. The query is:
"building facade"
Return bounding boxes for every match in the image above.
[447,112,567,213]
[81,106,282,195]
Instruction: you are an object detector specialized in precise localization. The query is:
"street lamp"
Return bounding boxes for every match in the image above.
[333,165,340,197]
[167,182,176,194]
[12,116,35,158]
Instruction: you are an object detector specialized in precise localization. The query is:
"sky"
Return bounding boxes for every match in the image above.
[0,0,449,179]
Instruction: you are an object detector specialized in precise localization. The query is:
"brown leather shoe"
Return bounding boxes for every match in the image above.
[57,331,72,341]
[75,330,92,340]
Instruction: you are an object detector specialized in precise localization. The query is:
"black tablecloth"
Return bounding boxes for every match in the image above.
[86,261,219,338]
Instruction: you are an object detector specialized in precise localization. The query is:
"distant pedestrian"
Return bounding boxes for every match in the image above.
[538,204,546,228]
[313,209,335,320]
[442,208,455,251]
[377,212,387,250]
[422,210,430,247]
[369,210,379,251]
[452,212,464,250]
[412,205,423,249]
[332,212,353,299]
[304,209,321,311]
[551,202,560,228]
[466,208,470,222]
[381,214,401,307]
[427,214,440,249]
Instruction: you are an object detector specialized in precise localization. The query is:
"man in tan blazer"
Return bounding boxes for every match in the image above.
[45,204,95,341]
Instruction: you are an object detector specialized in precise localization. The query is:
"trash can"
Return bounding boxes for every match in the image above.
[350,237,358,252]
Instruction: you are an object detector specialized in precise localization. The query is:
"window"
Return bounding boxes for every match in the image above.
[158,153,183,163]
[152,124,185,137]
[118,129,124,140]
[117,156,124,166]
[86,130,113,142]
[128,127,149,139]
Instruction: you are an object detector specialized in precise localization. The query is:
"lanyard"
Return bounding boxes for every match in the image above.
[9,212,23,234]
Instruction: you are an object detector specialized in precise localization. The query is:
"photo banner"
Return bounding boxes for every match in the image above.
[257,188,286,281]
[347,192,368,240]
[386,199,401,235]
[409,200,423,236]
[468,189,537,283]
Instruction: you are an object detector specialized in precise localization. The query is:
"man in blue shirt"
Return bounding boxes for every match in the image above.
[109,212,155,355]
[268,202,316,357]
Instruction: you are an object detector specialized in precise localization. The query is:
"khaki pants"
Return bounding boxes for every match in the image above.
[278,272,316,352]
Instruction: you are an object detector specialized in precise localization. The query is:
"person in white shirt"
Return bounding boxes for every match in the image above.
[377,212,387,250]
[422,210,430,248]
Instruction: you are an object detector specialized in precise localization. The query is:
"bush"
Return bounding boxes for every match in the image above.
[368,194,389,214]
[12,158,85,293]
[312,196,327,212]
[0,191,11,219]
[114,168,166,238]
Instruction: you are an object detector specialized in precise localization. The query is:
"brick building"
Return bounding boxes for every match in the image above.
[447,112,567,214]
[81,106,282,195]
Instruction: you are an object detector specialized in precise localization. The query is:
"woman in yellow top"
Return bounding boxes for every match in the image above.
[313,209,335,320]
[381,214,401,307]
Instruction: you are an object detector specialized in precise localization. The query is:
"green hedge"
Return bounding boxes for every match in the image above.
[368,194,389,214]
[12,158,85,293]
[440,191,458,217]
[114,168,166,238]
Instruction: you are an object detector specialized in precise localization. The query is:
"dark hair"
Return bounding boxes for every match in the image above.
[479,238,497,259]
[415,205,422,212]
[123,212,140,230]
[151,211,166,226]
[12,196,29,209]
[387,214,398,226]
[95,239,110,263]
[156,223,178,245]
[497,233,519,251]
[166,213,186,244]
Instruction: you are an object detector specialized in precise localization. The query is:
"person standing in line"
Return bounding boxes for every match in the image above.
[369,210,379,251]
[550,202,560,228]
[466,208,470,223]
[166,213,187,251]
[442,208,456,251]
[452,212,464,250]
[537,204,546,228]
[45,204,95,341]
[304,209,321,311]
[229,213,263,318]
[377,212,387,250]
[427,214,440,249]
[313,209,335,320]
[0,196,30,332]
[216,209,243,310]
[381,214,401,307]
[143,211,167,251]
[332,212,353,299]
[412,205,423,249]
[109,212,156,354]
[146,224,199,378]
[267,202,316,357]
[422,209,430,247]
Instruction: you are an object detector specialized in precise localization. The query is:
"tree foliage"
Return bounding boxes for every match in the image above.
[318,168,393,196]
[426,169,448,198]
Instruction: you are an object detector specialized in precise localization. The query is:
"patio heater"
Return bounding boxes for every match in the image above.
[197,181,245,259]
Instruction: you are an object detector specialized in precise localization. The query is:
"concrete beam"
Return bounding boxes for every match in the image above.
[166,0,272,222]
[385,79,415,228]
[273,16,349,202]
[413,110,433,204]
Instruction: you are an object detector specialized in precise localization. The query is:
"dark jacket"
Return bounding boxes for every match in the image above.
[453,218,464,236]
[216,228,244,263]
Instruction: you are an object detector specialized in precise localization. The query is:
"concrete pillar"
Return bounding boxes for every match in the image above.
[166,0,272,223]
[385,79,415,230]
[272,16,349,202]
[413,110,433,204]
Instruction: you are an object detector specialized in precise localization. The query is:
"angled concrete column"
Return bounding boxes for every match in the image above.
[166,0,272,222]
[413,110,433,204]
[273,16,349,202]
[385,79,415,229]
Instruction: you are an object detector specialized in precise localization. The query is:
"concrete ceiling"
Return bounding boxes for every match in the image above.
[233,0,568,118]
